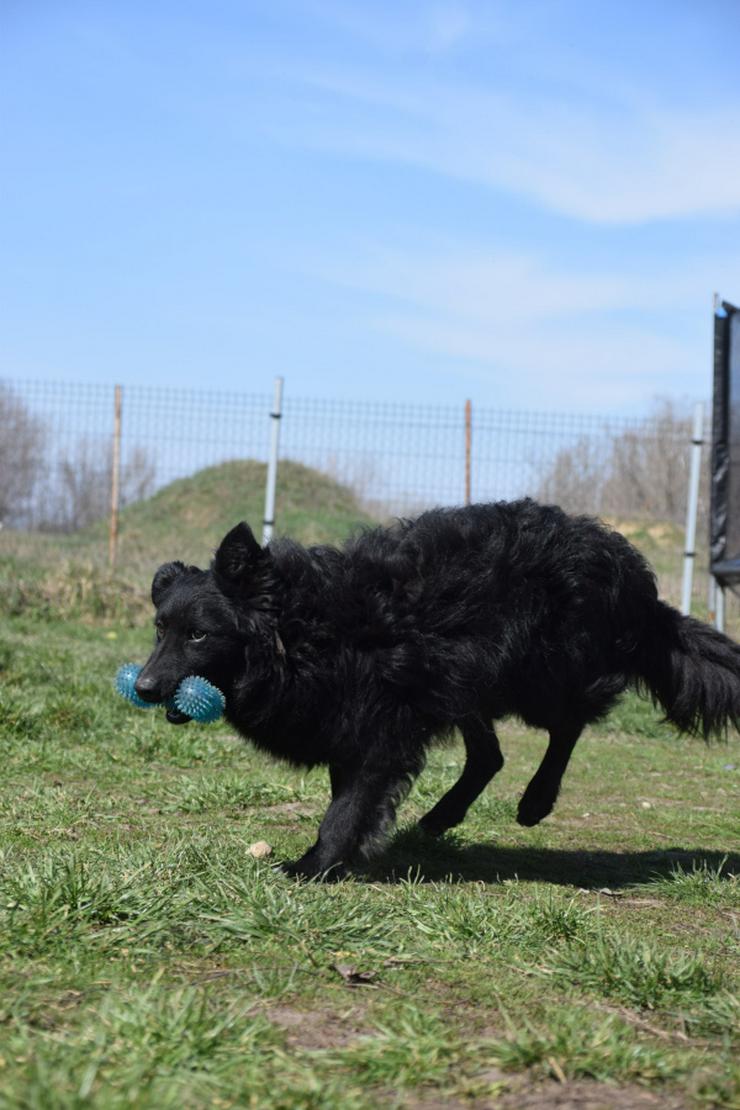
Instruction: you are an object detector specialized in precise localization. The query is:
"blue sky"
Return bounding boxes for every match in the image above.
[2,0,739,413]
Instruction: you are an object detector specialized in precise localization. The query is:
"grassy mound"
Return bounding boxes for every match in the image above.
[110,458,372,570]
[0,459,372,623]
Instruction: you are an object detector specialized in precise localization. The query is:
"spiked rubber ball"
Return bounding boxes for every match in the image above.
[115,664,225,723]
[173,675,225,723]
[115,662,157,709]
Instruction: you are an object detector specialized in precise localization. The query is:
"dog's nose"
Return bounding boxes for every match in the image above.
[134,673,161,703]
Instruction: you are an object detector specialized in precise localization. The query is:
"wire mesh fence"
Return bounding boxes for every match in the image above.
[0,377,707,533]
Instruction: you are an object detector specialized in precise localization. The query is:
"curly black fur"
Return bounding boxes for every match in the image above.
[134,500,740,878]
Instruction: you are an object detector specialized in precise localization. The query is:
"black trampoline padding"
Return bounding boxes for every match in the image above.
[711,301,740,584]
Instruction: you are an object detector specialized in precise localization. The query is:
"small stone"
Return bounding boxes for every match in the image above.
[640,801,652,809]
[248,840,273,859]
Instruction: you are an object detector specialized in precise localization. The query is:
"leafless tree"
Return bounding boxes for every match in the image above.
[602,398,694,522]
[0,384,45,526]
[536,436,607,516]
[121,446,156,507]
[38,439,157,532]
[537,397,706,525]
[56,440,110,531]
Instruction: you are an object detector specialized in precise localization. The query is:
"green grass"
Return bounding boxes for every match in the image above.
[0,474,738,1105]
[0,459,373,625]
[0,614,737,1108]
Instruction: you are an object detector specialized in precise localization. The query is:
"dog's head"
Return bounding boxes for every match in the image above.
[135,522,274,719]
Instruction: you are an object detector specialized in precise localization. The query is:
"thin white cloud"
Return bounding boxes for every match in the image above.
[425,4,471,52]
[376,310,694,407]
[315,242,734,322]
[270,64,740,224]
[304,1,474,55]
[307,241,733,410]
[319,246,632,321]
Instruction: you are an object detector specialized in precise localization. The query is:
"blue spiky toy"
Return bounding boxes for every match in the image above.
[172,675,225,724]
[115,663,225,724]
[115,663,159,710]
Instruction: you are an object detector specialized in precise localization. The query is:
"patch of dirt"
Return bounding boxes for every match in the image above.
[265,1003,369,1050]
[403,1077,687,1110]
[403,1096,471,1109]
[494,1079,687,1110]
[26,989,90,1031]
[263,801,316,818]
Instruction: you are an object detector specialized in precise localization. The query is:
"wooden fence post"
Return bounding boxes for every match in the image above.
[108,385,122,569]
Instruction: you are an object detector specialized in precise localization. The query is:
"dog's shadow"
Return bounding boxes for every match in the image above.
[367,827,739,888]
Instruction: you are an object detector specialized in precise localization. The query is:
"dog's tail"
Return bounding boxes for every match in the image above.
[636,601,740,738]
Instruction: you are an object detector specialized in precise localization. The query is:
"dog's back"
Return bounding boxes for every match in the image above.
[336,500,656,726]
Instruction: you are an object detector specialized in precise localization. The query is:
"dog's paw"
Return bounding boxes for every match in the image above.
[278,857,348,883]
[418,813,452,837]
[419,802,467,837]
[516,794,552,827]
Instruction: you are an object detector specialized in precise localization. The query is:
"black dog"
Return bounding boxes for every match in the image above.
[135,500,740,879]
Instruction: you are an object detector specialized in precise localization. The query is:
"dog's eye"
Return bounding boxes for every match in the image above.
[155,622,165,640]
[189,630,207,643]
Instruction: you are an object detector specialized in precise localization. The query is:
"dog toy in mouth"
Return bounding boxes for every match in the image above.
[172,675,225,724]
[115,663,225,723]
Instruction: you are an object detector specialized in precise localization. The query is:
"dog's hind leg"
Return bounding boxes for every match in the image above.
[282,751,423,880]
[419,718,504,836]
[516,721,583,827]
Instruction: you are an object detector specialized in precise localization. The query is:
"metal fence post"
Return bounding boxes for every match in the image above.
[262,377,284,546]
[680,402,704,616]
[707,574,717,625]
[108,384,122,570]
[716,583,725,632]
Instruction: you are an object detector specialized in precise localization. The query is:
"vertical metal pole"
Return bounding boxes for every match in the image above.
[712,293,723,630]
[707,574,717,625]
[716,584,725,632]
[680,402,704,615]
[464,399,472,506]
[262,377,283,546]
[108,384,122,570]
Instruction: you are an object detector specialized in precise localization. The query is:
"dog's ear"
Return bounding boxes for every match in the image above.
[213,522,264,585]
[151,560,187,607]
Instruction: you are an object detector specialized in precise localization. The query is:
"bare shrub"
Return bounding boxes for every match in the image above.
[321,453,389,519]
[537,437,607,516]
[0,384,45,526]
[37,440,157,532]
[537,398,707,525]
[121,446,156,507]
[57,440,110,531]
[602,398,696,523]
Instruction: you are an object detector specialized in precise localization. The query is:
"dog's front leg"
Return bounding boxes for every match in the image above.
[282,754,418,880]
